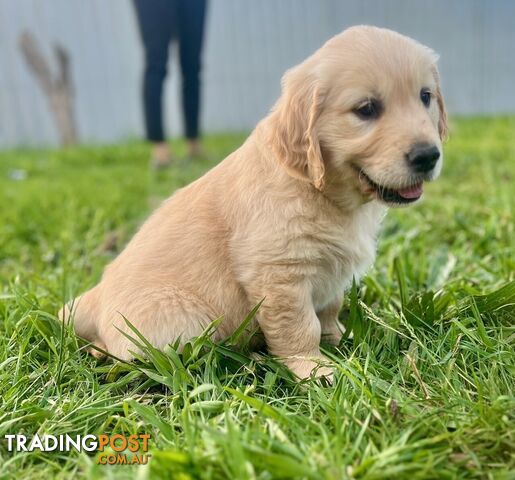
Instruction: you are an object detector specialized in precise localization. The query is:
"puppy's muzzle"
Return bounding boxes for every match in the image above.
[406,143,440,174]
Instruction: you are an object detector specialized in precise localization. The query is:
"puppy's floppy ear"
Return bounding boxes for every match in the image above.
[432,66,448,141]
[269,67,325,190]
[436,84,448,141]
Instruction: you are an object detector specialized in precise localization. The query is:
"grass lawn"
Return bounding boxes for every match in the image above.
[0,117,513,479]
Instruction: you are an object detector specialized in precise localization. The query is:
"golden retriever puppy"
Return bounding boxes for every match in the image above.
[61,26,447,379]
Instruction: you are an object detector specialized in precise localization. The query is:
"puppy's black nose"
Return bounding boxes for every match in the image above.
[407,143,440,173]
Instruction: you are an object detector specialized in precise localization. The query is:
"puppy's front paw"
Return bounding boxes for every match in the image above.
[321,330,343,346]
[320,319,345,346]
[284,354,333,382]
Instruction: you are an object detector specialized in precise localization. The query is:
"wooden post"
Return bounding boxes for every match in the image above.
[19,31,78,146]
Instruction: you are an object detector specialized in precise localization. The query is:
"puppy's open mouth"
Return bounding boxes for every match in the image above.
[356,169,423,204]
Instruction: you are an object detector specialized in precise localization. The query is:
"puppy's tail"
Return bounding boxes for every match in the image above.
[59,286,102,352]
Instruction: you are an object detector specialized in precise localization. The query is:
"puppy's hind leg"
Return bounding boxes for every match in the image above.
[59,286,106,358]
[98,286,222,361]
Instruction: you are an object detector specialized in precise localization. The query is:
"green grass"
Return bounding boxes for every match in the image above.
[0,118,514,479]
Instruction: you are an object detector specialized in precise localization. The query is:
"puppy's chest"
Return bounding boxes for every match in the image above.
[306,209,383,308]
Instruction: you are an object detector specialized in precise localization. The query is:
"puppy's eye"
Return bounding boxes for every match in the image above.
[420,89,432,107]
[353,99,381,120]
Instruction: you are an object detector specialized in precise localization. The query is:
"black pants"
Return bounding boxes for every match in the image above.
[133,0,207,142]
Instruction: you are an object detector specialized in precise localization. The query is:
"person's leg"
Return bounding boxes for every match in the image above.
[133,0,175,165]
[178,0,207,157]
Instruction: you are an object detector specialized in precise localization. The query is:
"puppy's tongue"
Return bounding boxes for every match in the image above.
[398,183,423,199]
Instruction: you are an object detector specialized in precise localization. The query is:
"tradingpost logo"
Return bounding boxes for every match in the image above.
[4,434,152,465]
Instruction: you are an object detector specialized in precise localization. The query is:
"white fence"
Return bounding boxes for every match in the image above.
[0,0,514,147]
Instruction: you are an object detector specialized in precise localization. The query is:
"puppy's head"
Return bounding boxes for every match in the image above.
[269,25,447,207]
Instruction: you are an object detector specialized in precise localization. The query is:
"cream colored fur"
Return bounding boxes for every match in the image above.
[61,26,447,379]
